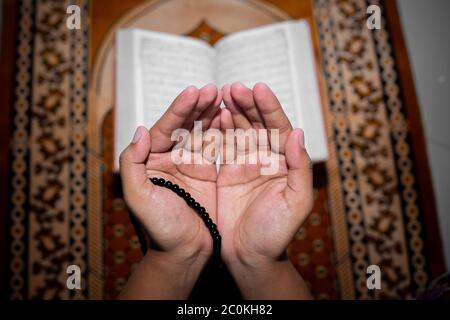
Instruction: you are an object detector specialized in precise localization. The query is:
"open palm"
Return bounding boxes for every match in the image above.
[217,83,313,265]
[120,85,222,261]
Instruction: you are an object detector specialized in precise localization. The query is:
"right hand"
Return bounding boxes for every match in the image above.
[119,84,222,264]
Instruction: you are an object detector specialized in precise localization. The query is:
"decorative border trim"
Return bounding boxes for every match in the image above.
[382,0,445,278]
[6,0,90,299]
[8,0,34,299]
[315,0,356,299]
[372,0,428,294]
[69,0,89,299]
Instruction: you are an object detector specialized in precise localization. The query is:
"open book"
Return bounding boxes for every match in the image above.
[115,20,328,169]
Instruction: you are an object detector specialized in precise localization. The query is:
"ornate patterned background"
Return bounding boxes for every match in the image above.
[3,0,444,299]
[6,0,89,299]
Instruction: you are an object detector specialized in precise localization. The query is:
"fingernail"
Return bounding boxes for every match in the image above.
[185,85,197,93]
[132,126,143,143]
[297,128,305,148]
[254,82,267,89]
[202,83,216,90]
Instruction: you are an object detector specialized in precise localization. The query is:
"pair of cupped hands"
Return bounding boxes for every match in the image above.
[119,83,313,299]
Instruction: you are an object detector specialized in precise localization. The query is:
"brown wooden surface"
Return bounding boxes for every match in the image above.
[89,0,143,66]
[0,0,19,296]
[89,0,317,64]
[383,0,445,277]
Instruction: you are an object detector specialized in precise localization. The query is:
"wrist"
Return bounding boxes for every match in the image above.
[144,219,214,266]
[223,253,312,300]
[224,252,289,279]
[124,249,208,299]
[222,244,284,270]
[146,248,209,277]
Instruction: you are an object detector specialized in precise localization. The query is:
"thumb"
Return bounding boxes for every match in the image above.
[119,126,153,195]
[284,128,313,211]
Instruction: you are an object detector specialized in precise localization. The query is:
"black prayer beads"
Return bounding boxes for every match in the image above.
[149,177,222,262]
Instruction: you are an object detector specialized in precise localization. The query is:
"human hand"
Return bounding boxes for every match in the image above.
[119,82,313,299]
[217,82,313,298]
[119,85,222,279]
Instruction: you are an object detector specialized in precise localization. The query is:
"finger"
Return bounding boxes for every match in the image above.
[220,108,236,164]
[230,82,264,128]
[284,129,313,210]
[183,85,220,155]
[208,109,221,130]
[230,84,258,159]
[253,83,292,153]
[202,109,222,163]
[197,86,222,130]
[220,107,234,130]
[231,82,268,149]
[150,86,199,153]
[119,126,154,196]
[184,83,218,128]
[235,127,258,167]
[222,84,252,130]
[202,127,222,164]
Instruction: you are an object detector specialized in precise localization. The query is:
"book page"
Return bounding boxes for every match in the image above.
[214,23,297,126]
[115,29,215,170]
[287,21,328,161]
[135,30,215,126]
[214,21,328,161]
